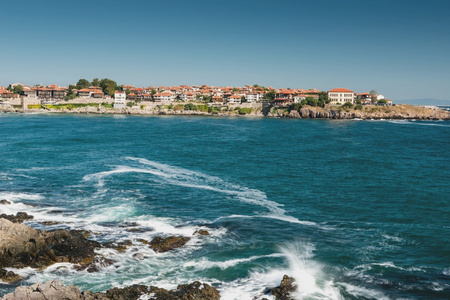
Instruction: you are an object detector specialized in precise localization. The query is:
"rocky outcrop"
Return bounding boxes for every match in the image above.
[193,229,210,236]
[0,200,11,205]
[149,281,220,300]
[82,285,149,300]
[2,280,82,300]
[148,236,190,253]
[0,212,34,223]
[267,275,297,300]
[0,218,100,269]
[1,280,221,300]
[0,269,22,283]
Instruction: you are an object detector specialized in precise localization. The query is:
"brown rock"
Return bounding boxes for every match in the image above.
[0,200,11,205]
[1,279,82,300]
[0,268,22,283]
[149,236,190,253]
[0,218,100,269]
[269,275,297,300]
[0,212,34,223]
[193,229,210,236]
[149,281,220,300]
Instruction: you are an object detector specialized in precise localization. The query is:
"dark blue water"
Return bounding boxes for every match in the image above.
[0,114,449,299]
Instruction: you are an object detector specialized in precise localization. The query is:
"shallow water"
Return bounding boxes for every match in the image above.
[0,114,449,299]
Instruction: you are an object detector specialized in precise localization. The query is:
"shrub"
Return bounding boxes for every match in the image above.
[238,108,252,115]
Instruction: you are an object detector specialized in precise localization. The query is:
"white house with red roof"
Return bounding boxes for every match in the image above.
[114,91,126,108]
[328,88,356,105]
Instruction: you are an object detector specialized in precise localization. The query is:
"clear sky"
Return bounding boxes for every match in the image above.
[1,0,449,101]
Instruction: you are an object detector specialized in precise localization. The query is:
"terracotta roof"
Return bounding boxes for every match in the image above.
[78,89,91,92]
[155,92,173,97]
[328,88,355,93]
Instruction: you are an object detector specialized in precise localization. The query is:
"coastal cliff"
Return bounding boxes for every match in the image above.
[1,103,449,120]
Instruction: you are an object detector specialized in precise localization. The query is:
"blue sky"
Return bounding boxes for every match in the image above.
[1,0,449,101]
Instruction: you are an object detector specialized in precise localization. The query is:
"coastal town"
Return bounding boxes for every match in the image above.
[2,79,448,120]
[0,79,392,110]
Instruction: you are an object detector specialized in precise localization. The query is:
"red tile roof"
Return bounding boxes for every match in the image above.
[328,88,355,93]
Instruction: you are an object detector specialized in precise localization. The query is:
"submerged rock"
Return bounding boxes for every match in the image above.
[2,279,82,300]
[0,200,11,205]
[149,281,220,300]
[268,275,297,300]
[0,212,34,223]
[193,229,210,236]
[149,236,190,253]
[0,218,100,268]
[2,280,220,300]
[0,268,22,283]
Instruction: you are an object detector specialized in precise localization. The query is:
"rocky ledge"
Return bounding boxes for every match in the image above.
[1,279,221,300]
[0,218,100,269]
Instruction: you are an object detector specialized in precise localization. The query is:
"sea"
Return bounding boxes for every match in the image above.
[0,113,449,299]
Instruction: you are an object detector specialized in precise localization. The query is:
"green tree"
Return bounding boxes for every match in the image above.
[318,92,330,107]
[264,90,276,100]
[232,88,239,92]
[12,85,23,95]
[378,99,388,104]
[342,102,353,108]
[125,88,131,96]
[99,78,118,96]
[151,89,157,95]
[370,90,377,103]
[92,78,100,87]
[65,85,77,100]
[241,96,247,103]
[76,79,90,89]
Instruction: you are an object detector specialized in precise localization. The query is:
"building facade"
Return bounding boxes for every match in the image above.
[114,91,126,108]
[327,88,356,105]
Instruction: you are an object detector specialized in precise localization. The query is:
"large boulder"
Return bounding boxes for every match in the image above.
[82,285,149,300]
[0,218,100,268]
[0,212,34,223]
[148,236,190,253]
[149,281,220,300]
[1,279,82,300]
[268,275,297,300]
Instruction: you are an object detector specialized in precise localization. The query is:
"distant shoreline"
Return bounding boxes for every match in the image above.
[1,104,449,120]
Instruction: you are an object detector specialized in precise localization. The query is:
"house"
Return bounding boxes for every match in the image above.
[127,93,137,101]
[92,90,104,98]
[114,91,126,108]
[245,92,264,103]
[0,87,13,98]
[37,87,52,100]
[153,92,175,102]
[357,93,372,104]
[143,94,152,101]
[77,88,92,98]
[23,87,37,98]
[212,96,224,103]
[52,87,67,100]
[226,94,241,104]
[273,90,295,106]
[179,92,196,102]
[327,88,356,105]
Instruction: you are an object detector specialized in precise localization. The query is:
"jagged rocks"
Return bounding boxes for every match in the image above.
[0,212,34,223]
[0,269,22,283]
[0,200,11,205]
[149,281,220,300]
[193,229,210,236]
[0,218,100,268]
[148,236,190,253]
[2,279,82,300]
[1,280,221,300]
[82,285,149,300]
[268,275,297,300]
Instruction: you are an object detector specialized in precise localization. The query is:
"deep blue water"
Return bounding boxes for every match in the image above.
[0,113,449,299]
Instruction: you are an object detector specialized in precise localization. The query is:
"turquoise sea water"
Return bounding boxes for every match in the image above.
[0,114,449,299]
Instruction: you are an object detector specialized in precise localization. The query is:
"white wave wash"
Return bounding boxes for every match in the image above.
[82,157,317,226]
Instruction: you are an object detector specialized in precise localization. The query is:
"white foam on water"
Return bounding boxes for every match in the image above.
[338,283,391,300]
[182,254,284,271]
[0,192,43,202]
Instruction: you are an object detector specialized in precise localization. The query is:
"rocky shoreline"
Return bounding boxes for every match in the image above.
[1,104,449,120]
[0,202,297,300]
